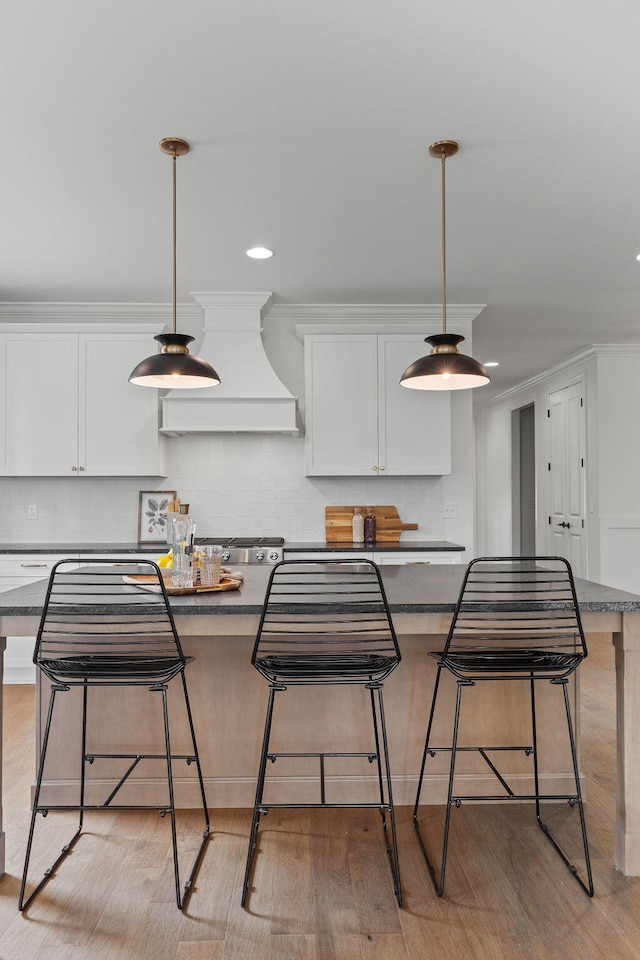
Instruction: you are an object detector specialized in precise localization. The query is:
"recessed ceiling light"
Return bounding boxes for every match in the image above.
[484,361,499,368]
[636,254,640,262]
[246,246,275,259]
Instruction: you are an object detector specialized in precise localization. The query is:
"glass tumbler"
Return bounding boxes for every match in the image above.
[199,545,223,586]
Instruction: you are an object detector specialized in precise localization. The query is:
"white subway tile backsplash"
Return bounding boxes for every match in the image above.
[0,434,446,544]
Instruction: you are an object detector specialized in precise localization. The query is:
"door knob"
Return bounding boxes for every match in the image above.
[557,521,571,528]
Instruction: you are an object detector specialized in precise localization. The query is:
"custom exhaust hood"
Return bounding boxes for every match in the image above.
[160,292,298,436]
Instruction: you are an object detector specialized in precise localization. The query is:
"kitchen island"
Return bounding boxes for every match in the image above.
[1,562,640,879]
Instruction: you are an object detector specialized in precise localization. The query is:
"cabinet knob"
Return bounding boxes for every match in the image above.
[71,466,77,471]
[380,466,385,471]
[79,466,85,472]
[372,466,378,471]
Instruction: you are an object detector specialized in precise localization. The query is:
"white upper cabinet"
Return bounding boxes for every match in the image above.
[303,333,451,476]
[0,329,165,477]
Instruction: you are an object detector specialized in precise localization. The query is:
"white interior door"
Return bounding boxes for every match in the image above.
[547,382,586,577]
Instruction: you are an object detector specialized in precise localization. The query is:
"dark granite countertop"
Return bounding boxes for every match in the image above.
[0,541,464,556]
[1,562,640,618]
[0,543,165,555]
[284,540,464,553]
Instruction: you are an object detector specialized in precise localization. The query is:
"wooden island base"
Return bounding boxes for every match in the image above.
[31,616,584,813]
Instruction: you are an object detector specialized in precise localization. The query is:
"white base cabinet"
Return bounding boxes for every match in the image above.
[0,553,158,683]
[303,333,451,476]
[0,556,76,683]
[0,326,166,477]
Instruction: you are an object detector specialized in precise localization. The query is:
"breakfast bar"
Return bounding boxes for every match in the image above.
[1,562,640,879]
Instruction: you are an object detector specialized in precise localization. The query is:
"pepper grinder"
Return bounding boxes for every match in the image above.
[364,507,376,544]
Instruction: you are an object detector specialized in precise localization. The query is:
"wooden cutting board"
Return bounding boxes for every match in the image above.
[325,506,419,542]
[123,575,242,595]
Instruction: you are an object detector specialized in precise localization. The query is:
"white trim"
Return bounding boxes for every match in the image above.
[190,291,273,312]
[277,302,486,324]
[0,322,166,335]
[35,771,582,808]
[486,347,596,405]
[0,302,202,324]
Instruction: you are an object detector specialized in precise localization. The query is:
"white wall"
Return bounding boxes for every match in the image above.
[475,345,640,591]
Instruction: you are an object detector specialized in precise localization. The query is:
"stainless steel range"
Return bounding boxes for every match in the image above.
[195,537,284,565]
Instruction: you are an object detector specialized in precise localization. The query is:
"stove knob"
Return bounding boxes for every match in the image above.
[269,551,281,562]
[221,551,231,562]
[255,551,266,562]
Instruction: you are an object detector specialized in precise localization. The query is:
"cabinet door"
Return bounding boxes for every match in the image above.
[0,333,79,476]
[79,335,163,476]
[304,335,379,476]
[378,336,451,475]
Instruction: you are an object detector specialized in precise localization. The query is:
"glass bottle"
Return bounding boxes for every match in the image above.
[364,507,376,544]
[172,504,196,589]
[352,507,365,543]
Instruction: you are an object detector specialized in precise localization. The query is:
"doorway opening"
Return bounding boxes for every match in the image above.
[511,403,536,555]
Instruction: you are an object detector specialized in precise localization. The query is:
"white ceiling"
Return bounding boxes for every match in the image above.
[3,0,640,403]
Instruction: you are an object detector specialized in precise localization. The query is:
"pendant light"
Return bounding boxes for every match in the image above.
[129,138,221,389]
[400,140,489,391]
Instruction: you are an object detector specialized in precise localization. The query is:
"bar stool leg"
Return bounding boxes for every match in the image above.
[242,684,280,907]
[533,678,594,896]
[19,685,83,912]
[371,684,402,906]
[413,676,468,897]
[180,673,210,833]
[413,664,443,821]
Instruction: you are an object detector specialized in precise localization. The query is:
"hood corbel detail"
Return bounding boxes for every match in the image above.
[160,292,298,436]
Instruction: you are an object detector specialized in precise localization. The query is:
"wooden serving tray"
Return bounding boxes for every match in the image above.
[325,505,419,542]
[123,575,242,595]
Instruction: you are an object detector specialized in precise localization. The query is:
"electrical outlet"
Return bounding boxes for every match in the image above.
[27,504,38,520]
[443,503,458,519]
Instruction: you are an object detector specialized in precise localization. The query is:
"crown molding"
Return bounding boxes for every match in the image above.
[190,291,273,312]
[485,342,640,407]
[268,302,486,323]
[0,301,202,324]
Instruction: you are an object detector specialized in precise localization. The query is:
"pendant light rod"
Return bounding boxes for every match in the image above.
[159,137,189,337]
[428,139,458,336]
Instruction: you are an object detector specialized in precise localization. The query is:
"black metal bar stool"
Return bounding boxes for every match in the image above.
[241,559,402,907]
[413,556,593,897]
[19,558,210,911]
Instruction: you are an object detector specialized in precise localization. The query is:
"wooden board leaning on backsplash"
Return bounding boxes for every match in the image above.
[325,506,419,542]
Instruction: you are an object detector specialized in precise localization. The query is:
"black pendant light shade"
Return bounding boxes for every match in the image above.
[128,333,221,388]
[129,138,221,390]
[400,140,489,392]
[400,334,490,391]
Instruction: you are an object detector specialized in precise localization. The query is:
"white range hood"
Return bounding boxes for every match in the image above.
[160,292,298,436]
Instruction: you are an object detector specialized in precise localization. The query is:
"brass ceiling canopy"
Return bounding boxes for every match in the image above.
[400,139,490,392]
[159,137,190,157]
[129,138,221,389]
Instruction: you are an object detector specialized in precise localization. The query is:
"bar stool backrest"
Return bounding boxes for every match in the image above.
[252,559,401,683]
[34,558,185,681]
[442,556,587,675]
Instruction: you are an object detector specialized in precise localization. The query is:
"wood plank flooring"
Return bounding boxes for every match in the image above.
[0,635,638,959]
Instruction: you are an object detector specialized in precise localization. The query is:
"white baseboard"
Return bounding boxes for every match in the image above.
[34,771,586,809]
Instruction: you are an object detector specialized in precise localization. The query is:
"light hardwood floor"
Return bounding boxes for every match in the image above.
[0,636,637,960]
